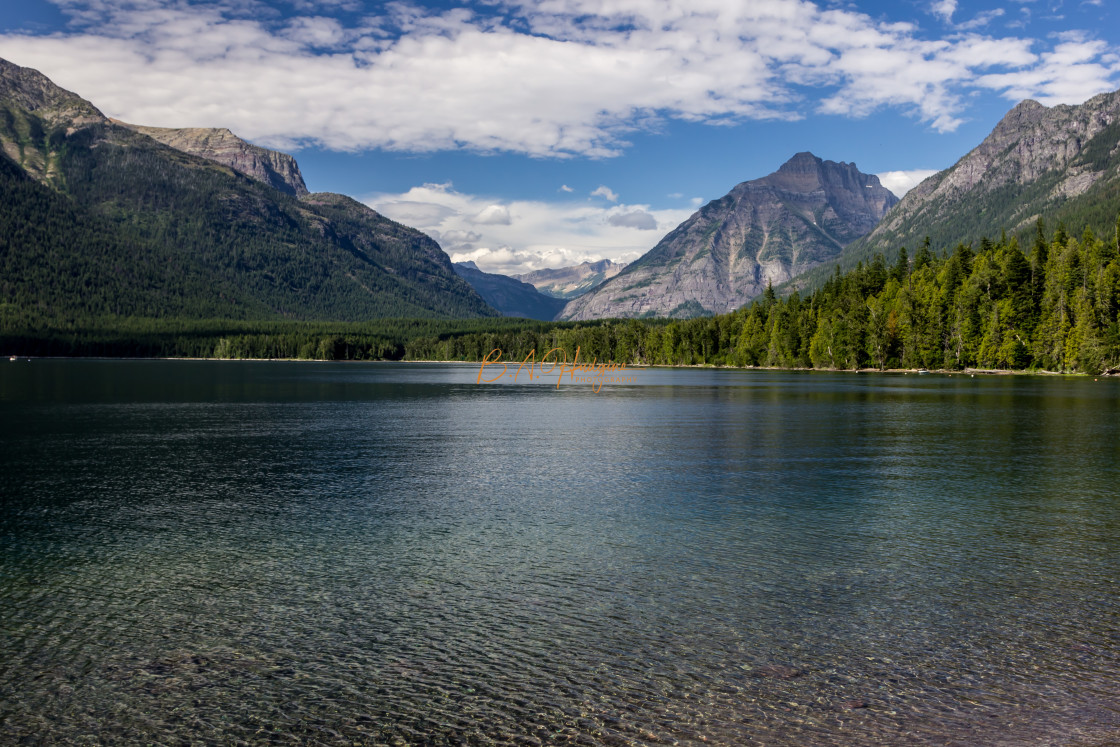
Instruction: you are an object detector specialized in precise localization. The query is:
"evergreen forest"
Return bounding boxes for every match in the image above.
[6,219,1118,375]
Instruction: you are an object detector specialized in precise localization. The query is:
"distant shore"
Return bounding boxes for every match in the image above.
[7,355,1118,377]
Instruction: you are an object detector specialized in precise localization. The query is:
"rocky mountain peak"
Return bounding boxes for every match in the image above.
[115,122,310,197]
[0,58,105,129]
[765,152,828,192]
[840,86,1120,268]
[559,154,897,320]
[763,152,879,198]
[775,151,823,173]
[986,99,1050,145]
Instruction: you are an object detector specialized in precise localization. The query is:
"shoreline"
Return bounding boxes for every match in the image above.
[6,354,1116,377]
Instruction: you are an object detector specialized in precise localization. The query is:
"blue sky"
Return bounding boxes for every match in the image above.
[2,0,1118,274]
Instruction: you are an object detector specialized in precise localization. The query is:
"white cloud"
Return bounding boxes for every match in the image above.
[289,0,362,10]
[367,183,694,275]
[975,36,1120,105]
[931,0,957,22]
[0,0,1115,156]
[282,16,349,49]
[559,184,574,192]
[607,209,659,230]
[372,199,457,226]
[815,31,1040,132]
[956,9,1005,31]
[591,185,619,202]
[438,229,482,244]
[470,204,512,225]
[876,169,941,197]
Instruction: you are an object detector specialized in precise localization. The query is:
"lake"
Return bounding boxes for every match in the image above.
[1,360,1118,745]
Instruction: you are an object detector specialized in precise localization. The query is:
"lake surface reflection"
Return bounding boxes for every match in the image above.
[1,360,1119,745]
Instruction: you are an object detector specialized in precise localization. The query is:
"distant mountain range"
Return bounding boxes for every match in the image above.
[566,87,1120,318]
[452,262,566,320]
[514,259,627,299]
[559,153,898,320]
[4,55,1118,331]
[0,57,496,323]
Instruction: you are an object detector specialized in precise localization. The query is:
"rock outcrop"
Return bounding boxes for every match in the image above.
[0,58,105,130]
[116,123,309,197]
[0,58,108,181]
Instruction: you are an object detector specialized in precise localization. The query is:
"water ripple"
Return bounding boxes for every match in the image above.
[2,362,1119,745]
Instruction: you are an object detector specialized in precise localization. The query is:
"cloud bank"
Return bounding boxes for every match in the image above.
[876,169,941,197]
[367,183,696,275]
[0,0,1116,157]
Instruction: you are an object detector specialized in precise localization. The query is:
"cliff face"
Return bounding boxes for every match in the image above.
[0,59,308,198]
[842,90,1120,266]
[560,153,897,320]
[116,123,309,197]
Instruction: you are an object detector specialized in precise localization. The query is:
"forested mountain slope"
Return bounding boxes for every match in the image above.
[791,90,1120,291]
[0,57,496,324]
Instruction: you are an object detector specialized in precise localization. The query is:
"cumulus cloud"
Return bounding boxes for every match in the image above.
[0,0,1115,156]
[931,0,957,22]
[282,16,349,49]
[607,209,659,230]
[449,246,593,276]
[439,229,482,244]
[427,227,483,254]
[956,9,1005,30]
[289,0,362,10]
[591,185,619,202]
[367,184,694,275]
[373,199,457,226]
[471,204,512,225]
[975,36,1120,105]
[876,169,941,197]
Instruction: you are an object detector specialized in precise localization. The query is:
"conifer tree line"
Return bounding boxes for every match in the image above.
[405,218,1120,374]
[4,218,1119,374]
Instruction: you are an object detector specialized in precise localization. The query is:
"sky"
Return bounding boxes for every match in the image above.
[1,0,1118,275]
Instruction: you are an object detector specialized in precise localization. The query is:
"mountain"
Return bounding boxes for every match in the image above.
[559,153,897,320]
[514,259,627,299]
[114,122,309,197]
[0,58,496,323]
[833,89,1120,271]
[452,262,567,320]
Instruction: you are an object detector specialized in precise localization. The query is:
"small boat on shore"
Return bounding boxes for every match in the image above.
[917,369,929,375]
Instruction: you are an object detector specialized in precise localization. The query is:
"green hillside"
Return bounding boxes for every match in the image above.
[0,58,496,327]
